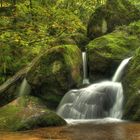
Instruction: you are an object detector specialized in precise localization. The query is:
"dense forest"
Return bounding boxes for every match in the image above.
[0,0,106,84]
[0,0,140,136]
[0,0,140,84]
[1,0,140,84]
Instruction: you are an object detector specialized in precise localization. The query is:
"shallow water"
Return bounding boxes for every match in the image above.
[0,121,140,140]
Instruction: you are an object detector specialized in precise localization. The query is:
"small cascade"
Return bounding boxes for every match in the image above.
[57,57,131,120]
[109,85,123,118]
[19,78,31,96]
[82,52,89,84]
[112,57,132,82]
[57,81,123,119]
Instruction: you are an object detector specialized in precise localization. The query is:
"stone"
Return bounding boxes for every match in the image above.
[87,0,140,40]
[27,45,82,109]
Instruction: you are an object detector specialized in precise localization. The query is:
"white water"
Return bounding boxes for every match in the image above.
[109,84,123,118]
[57,81,123,119]
[66,117,124,125]
[112,57,132,82]
[19,78,31,96]
[57,57,131,120]
[82,52,89,84]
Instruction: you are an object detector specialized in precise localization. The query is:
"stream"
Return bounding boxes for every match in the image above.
[0,121,140,140]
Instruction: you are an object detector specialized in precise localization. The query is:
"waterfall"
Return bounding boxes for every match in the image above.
[109,57,131,118]
[112,57,132,82]
[82,52,89,84]
[57,82,123,119]
[109,85,123,118]
[19,78,31,96]
[57,57,131,120]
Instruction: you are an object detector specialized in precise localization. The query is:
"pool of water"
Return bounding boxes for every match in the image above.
[0,120,140,140]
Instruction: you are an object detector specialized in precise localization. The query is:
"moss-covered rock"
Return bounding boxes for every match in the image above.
[27,45,82,109]
[50,33,89,51]
[87,21,140,82]
[122,48,140,121]
[69,33,90,50]
[0,95,66,131]
[87,0,140,40]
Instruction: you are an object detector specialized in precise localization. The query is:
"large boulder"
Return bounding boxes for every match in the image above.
[27,45,82,109]
[87,21,140,82]
[0,95,66,131]
[122,48,140,121]
[87,0,140,40]
[50,33,89,51]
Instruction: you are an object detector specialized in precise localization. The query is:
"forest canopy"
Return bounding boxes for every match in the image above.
[0,0,139,84]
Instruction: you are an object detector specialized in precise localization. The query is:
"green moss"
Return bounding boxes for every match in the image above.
[0,105,23,130]
[52,61,63,74]
[87,22,140,82]
[122,48,140,121]
[0,95,66,131]
[14,109,66,131]
[27,45,82,109]
[40,93,63,110]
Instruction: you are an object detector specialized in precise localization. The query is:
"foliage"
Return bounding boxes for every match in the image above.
[87,0,140,39]
[0,0,140,84]
[129,0,140,8]
[56,0,106,23]
[0,0,86,84]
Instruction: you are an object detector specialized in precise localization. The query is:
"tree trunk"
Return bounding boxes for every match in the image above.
[30,0,32,8]
[0,67,29,107]
[1,0,2,7]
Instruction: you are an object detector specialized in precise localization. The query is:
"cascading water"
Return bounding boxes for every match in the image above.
[109,57,132,118]
[57,81,123,119]
[82,52,89,84]
[19,78,31,96]
[57,57,131,120]
[112,57,132,82]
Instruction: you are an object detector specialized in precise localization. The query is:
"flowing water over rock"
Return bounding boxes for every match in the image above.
[19,78,31,96]
[82,52,89,85]
[57,58,131,120]
[57,81,123,119]
[112,57,132,82]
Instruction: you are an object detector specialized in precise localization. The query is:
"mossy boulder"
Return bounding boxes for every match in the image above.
[0,95,66,131]
[51,33,89,51]
[122,48,140,121]
[69,33,90,50]
[87,21,140,82]
[87,0,140,40]
[27,45,82,109]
